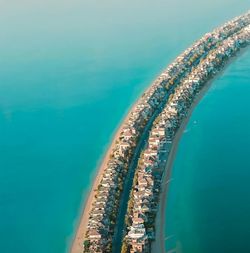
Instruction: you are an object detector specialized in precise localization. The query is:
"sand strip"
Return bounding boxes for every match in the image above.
[69,79,159,253]
[151,50,248,253]
[70,47,248,253]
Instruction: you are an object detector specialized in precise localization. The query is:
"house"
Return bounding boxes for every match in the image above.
[130,236,149,253]
[143,149,158,158]
[128,224,146,239]
[132,217,144,225]
[148,137,160,148]
[88,229,102,240]
[118,141,131,153]
[144,158,155,167]
[155,127,165,136]
[122,130,134,141]
[138,177,148,188]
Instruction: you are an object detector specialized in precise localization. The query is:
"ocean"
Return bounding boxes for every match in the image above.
[165,49,250,253]
[0,1,249,253]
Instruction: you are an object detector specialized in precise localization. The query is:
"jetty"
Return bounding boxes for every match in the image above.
[71,10,250,253]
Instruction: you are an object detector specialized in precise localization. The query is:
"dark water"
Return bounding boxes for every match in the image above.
[0,1,249,253]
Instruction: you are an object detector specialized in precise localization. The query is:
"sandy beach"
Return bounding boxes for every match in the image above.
[151,78,215,253]
[69,80,160,253]
[70,78,211,253]
[70,45,248,253]
[70,105,137,253]
[150,52,247,253]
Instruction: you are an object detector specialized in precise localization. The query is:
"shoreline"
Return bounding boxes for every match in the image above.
[69,77,161,253]
[151,50,249,253]
[69,32,249,252]
[70,103,138,253]
[151,77,214,253]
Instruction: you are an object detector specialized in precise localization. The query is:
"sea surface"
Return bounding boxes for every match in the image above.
[165,49,250,253]
[0,1,249,253]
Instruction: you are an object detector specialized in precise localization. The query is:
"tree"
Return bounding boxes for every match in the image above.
[83,240,90,251]
[121,242,128,253]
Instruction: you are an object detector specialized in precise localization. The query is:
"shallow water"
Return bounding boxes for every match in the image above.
[0,1,249,253]
[165,50,250,253]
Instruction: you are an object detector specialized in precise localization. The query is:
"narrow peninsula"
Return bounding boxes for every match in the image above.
[70,10,250,253]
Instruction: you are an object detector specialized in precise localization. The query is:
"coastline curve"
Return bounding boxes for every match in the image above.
[71,10,250,253]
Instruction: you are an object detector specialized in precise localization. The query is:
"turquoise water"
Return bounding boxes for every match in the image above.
[165,50,250,253]
[0,1,249,253]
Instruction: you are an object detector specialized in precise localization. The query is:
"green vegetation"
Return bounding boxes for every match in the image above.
[83,240,90,252]
[121,241,129,253]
